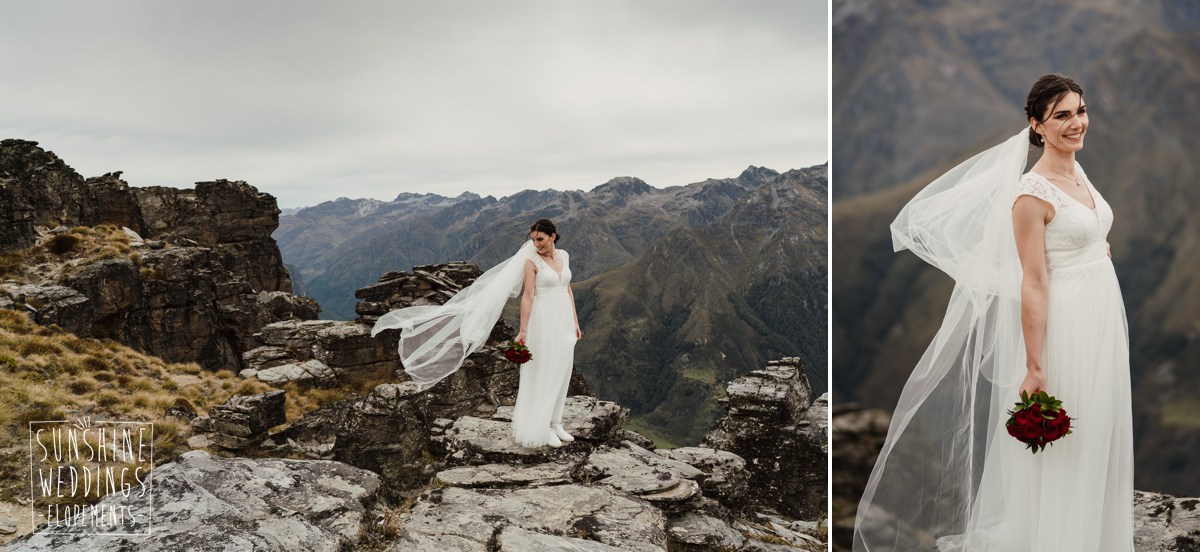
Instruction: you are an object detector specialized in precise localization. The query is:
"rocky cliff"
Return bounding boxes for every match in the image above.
[0,140,317,372]
[3,252,829,551]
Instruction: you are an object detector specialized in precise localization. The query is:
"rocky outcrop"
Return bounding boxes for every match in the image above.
[704,358,828,520]
[389,393,824,551]
[1,450,381,552]
[1132,491,1200,550]
[49,247,317,371]
[0,283,91,336]
[0,139,90,251]
[190,390,287,450]
[133,180,291,293]
[354,261,484,325]
[0,140,318,372]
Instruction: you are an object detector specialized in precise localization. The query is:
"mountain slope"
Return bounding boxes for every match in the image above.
[275,165,828,445]
[574,166,828,444]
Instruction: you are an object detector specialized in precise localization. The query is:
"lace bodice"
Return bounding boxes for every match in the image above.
[1014,165,1112,270]
[531,249,572,294]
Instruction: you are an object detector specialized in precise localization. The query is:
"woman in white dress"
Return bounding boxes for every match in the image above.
[370,219,581,449]
[853,74,1133,550]
[511,219,582,448]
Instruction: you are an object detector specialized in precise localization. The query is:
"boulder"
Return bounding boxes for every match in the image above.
[392,485,668,552]
[190,390,286,449]
[278,382,433,500]
[704,358,827,519]
[666,512,746,550]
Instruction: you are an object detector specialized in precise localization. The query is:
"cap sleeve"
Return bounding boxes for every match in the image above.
[1015,173,1068,212]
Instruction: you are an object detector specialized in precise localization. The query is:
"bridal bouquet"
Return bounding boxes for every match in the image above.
[1005,390,1073,453]
[504,340,532,364]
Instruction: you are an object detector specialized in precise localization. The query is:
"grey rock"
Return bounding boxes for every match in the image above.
[1133,490,1200,551]
[656,446,750,508]
[254,359,337,387]
[492,395,626,440]
[3,450,380,551]
[704,358,827,520]
[278,382,433,500]
[396,486,667,552]
[666,512,745,549]
[579,442,704,509]
[241,345,293,370]
[0,283,91,335]
[0,516,15,535]
[437,416,584,465]
[190,390,286,450]
[496,525,629,551]
[436,461,576,488]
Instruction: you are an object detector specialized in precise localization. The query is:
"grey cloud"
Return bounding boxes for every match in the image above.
[1,0,826,207]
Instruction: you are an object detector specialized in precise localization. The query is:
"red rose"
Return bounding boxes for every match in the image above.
[1020,422,1042,442]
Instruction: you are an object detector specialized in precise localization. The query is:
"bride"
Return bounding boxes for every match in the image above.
[370,218,581,449]
[511,219,582,448]
[853,74,1133,550]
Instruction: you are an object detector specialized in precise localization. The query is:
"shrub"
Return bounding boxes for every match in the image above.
[45,233,82,255]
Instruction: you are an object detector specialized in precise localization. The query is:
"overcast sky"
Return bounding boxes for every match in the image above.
[1,1,826,208]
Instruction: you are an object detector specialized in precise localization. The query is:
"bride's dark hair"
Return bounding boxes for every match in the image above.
[1025,73,1084,148]
[530,219,559,243]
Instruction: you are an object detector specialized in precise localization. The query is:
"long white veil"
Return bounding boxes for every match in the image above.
[371,240,538,389]
[854,128,1033,550]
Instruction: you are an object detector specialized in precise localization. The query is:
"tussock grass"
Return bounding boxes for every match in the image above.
[0,307,279,504]
[0,224,139,286]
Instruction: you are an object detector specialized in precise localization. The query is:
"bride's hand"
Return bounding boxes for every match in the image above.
[1019,369,1045,397]
[515,330,526,344]
[574,326,582,340]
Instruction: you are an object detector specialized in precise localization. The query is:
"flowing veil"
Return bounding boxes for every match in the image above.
[854,128,1035,550]
[371,240,538,389]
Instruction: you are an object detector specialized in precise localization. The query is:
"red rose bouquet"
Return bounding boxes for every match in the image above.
[504,340,532,364]
[1005,390,1073,453]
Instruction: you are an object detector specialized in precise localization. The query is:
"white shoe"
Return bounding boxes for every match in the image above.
[551,424,575,443]
[546,431,563,448]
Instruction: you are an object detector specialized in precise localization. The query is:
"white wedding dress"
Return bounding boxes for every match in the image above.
[856,129,1134,551]
[960,167,1133,550]
[510,249,577,447]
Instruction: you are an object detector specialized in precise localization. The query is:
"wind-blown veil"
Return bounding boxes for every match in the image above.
[854,128,1034,550]
[371,240,538,389]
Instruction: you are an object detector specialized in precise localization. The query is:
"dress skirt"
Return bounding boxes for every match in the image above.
[511,288,577,447]
[965,256,1134,551]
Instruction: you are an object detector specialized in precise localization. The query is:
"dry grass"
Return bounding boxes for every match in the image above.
[0,307,283,504]
[0,224,140,285]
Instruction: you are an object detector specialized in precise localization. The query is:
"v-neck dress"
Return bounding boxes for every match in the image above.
[961,164,1133,550]
[510,249,578,447]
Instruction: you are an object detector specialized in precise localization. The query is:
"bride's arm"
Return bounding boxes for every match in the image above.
[1013,195,1053,395]
[516,260,536,343]
[567,284,581,339]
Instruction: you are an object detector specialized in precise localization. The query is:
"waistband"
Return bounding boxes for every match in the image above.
[1047,242,1110,272]
[535,288,570,297]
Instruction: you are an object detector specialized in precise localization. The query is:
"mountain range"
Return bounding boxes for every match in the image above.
[275,165,828,445]
[833,0,1200,494]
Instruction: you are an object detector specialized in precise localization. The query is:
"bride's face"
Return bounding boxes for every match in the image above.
[529,231,555,254]
[1033,91,1088,153]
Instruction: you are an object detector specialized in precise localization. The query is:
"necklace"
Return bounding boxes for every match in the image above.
[1047,166,1082,187]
